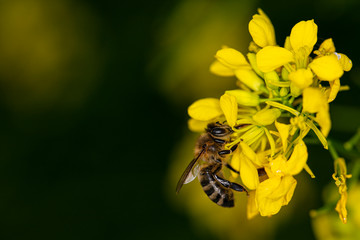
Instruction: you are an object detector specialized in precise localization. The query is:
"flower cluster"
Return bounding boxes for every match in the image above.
[187,9,352,218]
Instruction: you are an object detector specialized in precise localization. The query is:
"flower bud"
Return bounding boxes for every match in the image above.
[225,90,260,106]
[253,108,281,126]
[215,48,249,69]
[248,9,276,48]
[234,68,264,91]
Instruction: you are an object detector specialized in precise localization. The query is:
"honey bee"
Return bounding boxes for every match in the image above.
[176,122,248,207]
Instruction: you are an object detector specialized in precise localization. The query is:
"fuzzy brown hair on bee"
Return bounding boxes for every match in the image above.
[176,122,248,207]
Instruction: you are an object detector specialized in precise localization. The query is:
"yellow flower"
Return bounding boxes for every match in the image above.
[248,9,276,48]
[257,20,317,72]
[256,175,297,216]
[312,38,352,102]
[314,38,353,72]
[255,140,308,216]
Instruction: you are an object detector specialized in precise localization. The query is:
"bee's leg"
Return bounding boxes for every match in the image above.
[218,144,238,157]
[225,163,239,174]
[214,174,249,195]
[217,144,239,174]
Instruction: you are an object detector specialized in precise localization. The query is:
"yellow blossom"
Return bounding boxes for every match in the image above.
[256,140,307,216]
[256,175,297,216]
[248,9,276,48]
[314,38,352,72]
[257,20,318,73]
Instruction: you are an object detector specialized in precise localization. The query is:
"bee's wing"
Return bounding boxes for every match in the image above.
[176,148,205,194]
[184,163,200,184]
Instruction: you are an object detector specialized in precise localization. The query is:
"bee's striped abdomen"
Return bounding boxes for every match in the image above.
[199,167,234,207]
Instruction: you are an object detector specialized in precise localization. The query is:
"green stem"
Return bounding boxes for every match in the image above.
[259,98,283,103]
[328,140,340,161]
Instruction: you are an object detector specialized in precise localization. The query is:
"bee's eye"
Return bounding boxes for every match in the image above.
[211,127,226,136]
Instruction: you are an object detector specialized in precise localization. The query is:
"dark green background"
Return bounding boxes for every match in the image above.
[0,0,358,239]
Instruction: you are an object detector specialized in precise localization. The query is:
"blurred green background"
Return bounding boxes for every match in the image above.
[0,0,359,239]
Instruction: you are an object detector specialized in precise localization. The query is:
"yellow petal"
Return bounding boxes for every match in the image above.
[335,52,352,72]
[247,52,264,78]
[248,9,276,48]
[240,141,262,167]
[209,60,235,77]
[247,191,259,219]
[335,191,348,224]
[327,78,340,103]
[316,109,331,137]
[288,68,313,89]
[188,119,209,132]
[188,98,222,121]
[234,68,264,91]
[314,38,336,56]
[215,48,249,69]
[225,89,260,106]
[287,140,308,175]
[284,36,292,51]
[309,55,343,81]
[275,121,290,152]
[256,176,283,216]
[280,175,297,205]
[290,20,317,54]
[230,149,241,178]
[302,87,328,113]
[239,151,259,190]
[220,93,238,127]
[257,46,294,72]
[252,108,281,126]
[269,155,288,176]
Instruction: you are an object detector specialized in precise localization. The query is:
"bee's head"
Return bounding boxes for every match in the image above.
[206,122,233,138]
